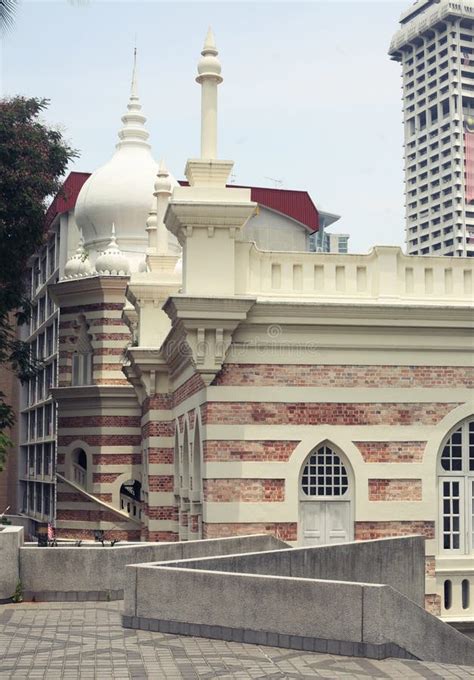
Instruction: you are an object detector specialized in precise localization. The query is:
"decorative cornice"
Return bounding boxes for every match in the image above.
[165,199,256,245]
[49,275,129,307]
[126,276,180,309]
[247,300,474,326]
[124,349,170,402]
[162,296,255,385]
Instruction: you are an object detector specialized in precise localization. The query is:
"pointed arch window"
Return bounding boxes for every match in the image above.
[439,419,474,554]
[301,444,349,498]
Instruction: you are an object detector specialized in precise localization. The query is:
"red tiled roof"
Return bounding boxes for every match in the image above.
[44,171,91,229]
[178,181,319,233]
[48,172,320,234]
[237,185,319,233]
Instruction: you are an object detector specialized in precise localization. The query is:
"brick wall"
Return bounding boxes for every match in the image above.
[148,475,174,492]
[203,440,297,462]
[173,373,205,407]
[203,479,285,502]
[59,415,139,429]
[204,402,458,426]
[355,441,426,463]
[203,522,297,541]
[355,521,435,540]
[368,479,422,501]
[215,364,474,388]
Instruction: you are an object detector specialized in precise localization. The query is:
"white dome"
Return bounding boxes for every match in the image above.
[62,239,94,280]
[75,148,159,253]
[74,62,177,257]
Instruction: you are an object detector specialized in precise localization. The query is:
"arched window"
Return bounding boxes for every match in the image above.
[182,425,190,493]
[174,429,180,496]
[438,418,474,554]
[72,448,87,488]
[192,423,202,499]
[301,444,349,498]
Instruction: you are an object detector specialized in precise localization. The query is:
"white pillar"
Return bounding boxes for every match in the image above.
[201,79,218,159]
[196,28,223,160]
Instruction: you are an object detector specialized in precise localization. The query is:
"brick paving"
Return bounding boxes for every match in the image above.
[1,601,474,679]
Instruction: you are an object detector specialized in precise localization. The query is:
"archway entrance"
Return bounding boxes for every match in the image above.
[299,443,353,546]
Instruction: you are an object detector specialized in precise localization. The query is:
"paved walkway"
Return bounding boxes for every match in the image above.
[0,602,474,679]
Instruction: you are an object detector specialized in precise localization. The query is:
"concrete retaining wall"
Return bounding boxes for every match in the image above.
[19,534,285,600]
[0,526,23,601]
[159,535,425,606]
[123,536,474,666]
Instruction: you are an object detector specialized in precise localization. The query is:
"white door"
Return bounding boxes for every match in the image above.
[301,501,352,546]
[301,501,325,545]
[325,502,351,543]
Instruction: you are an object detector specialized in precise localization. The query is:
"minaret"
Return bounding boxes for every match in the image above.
[144,160,179,274]
[165,30,256,296]
[196,27,222,160]
[181,29,234,188]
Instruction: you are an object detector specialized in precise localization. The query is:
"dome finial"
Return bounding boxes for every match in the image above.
[62,236,94,280]
[117,48,150,150]
[131,45,138,98]
[203,26,217,55]
[95,224,131,276]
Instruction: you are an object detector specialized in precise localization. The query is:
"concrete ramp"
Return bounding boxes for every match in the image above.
[122,536,474,666]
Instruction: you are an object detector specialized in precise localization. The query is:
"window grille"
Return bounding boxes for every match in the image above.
[441,426,463,470]
[301,445,348,497]
[439,419,474,554]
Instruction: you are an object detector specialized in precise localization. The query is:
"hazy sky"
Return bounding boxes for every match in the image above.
[1,0,409,252]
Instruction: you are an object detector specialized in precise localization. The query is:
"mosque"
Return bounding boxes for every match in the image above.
[46,30,473,622]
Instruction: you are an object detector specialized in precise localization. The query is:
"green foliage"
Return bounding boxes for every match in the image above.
[0,1,18,33]
[0,97,77,460]
[12,580,23,603]
[0,431,12,472]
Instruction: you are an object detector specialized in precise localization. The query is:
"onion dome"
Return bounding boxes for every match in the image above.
[62,238,94,279]
[74,51,177,258]
[95,225,130,276]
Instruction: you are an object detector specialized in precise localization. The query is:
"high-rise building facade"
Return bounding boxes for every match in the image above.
[389,0,474,256]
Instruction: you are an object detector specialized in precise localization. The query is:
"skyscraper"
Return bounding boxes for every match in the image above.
[389,0,474,256]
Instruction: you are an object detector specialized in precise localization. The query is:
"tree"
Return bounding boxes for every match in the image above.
[0,97,77,469]
[0,1,18,33]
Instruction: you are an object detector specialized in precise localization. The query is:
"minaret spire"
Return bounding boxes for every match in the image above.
[154,159,172,255]
[131,46,138,98]
[196,26,223,159]
[116,48,150,150]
